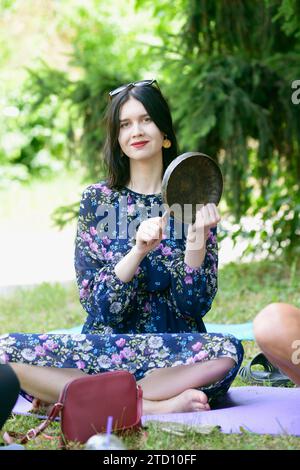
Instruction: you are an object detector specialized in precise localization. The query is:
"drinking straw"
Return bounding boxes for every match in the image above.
[106,416,113,447]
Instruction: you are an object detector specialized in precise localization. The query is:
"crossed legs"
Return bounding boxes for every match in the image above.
[10,357,235,415]
[138,357,235,413]
[253,303,300,385]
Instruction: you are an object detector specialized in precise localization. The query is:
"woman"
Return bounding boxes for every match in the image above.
[0,79,243,414]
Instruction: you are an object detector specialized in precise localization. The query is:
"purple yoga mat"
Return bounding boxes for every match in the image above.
[142,387,300,436]
[13,395,59,421]
[12,386,300,436]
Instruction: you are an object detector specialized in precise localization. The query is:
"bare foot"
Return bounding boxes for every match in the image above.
[143,388,210,415]
[30,398,53,415]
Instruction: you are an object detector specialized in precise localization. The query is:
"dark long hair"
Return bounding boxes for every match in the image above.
[103,84,178,190]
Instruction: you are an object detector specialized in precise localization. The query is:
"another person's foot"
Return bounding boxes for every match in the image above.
[143,388,210,415]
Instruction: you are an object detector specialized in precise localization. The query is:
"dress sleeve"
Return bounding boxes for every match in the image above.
[168,228,218,320]
[74,186,135,327]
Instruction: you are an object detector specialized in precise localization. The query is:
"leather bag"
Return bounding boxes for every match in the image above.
[4,370,143,447]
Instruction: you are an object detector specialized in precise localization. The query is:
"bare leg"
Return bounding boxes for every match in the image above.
[138,357,235,414]
[138,357,235,400]
[9,357,235,415]
[9,363,85,404]
[253,303,300,385]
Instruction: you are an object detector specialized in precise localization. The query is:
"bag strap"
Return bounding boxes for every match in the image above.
[4,381,143,444]
[136,385,143,423]
[3,402,64,445]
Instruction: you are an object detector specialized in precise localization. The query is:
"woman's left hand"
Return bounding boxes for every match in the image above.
[186,203,221,250]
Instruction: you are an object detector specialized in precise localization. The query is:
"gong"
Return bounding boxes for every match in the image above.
[161,152,223,224]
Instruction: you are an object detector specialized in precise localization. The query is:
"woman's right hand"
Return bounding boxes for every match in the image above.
[135,214,168,255]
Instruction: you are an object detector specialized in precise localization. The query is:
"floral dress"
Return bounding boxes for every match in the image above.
[0,181,243,402]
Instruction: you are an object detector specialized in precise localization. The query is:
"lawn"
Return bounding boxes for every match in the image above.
[0,256,299,450]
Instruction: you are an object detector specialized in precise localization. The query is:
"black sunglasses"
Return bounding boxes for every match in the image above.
[109,79,159,99]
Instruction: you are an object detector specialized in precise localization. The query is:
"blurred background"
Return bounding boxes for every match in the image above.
[0,0,300,289]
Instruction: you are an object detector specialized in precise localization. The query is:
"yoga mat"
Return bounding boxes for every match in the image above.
[142,386,300,436]
[206,322,254,340]
[49,322,254,340]
[12,395,59,421]
[49,325,82,334]
[13,387,300,436]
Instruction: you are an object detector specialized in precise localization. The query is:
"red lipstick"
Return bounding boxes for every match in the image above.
[131,141,149,148]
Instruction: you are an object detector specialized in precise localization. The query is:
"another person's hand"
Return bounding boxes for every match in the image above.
[186,203,220,250]
[135,214,168,255]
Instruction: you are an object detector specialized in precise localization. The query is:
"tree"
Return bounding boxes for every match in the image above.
[136,0,300,257]
[3,0,299,256]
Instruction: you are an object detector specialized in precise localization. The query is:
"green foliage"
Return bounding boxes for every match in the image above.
[51,201,80,230]
[0,98,70,185]
[274,0,300,38]
[137,0,300,255]
[9,1,156,184]
[0,0,17,11]
[1,0,300,255]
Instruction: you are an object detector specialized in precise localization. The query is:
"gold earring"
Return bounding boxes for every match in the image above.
[120,150,125,157]
[162,135,171,149]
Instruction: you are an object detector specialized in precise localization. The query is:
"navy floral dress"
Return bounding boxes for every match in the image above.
[0,181,243,402]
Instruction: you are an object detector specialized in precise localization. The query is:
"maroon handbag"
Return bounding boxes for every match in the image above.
[4,370,143,447]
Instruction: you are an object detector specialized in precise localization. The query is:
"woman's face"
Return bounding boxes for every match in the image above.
[118,96,164,161]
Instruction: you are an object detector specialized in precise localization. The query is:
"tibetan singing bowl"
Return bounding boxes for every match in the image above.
[161,152,223,224]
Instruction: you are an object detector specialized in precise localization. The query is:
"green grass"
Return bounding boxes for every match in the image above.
[0,282,84,333]
[0,257,300,450]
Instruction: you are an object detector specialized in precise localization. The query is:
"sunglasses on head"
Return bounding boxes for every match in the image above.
[109,79,159,99]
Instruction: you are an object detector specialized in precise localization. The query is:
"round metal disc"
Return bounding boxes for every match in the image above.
[161,152,223,224]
